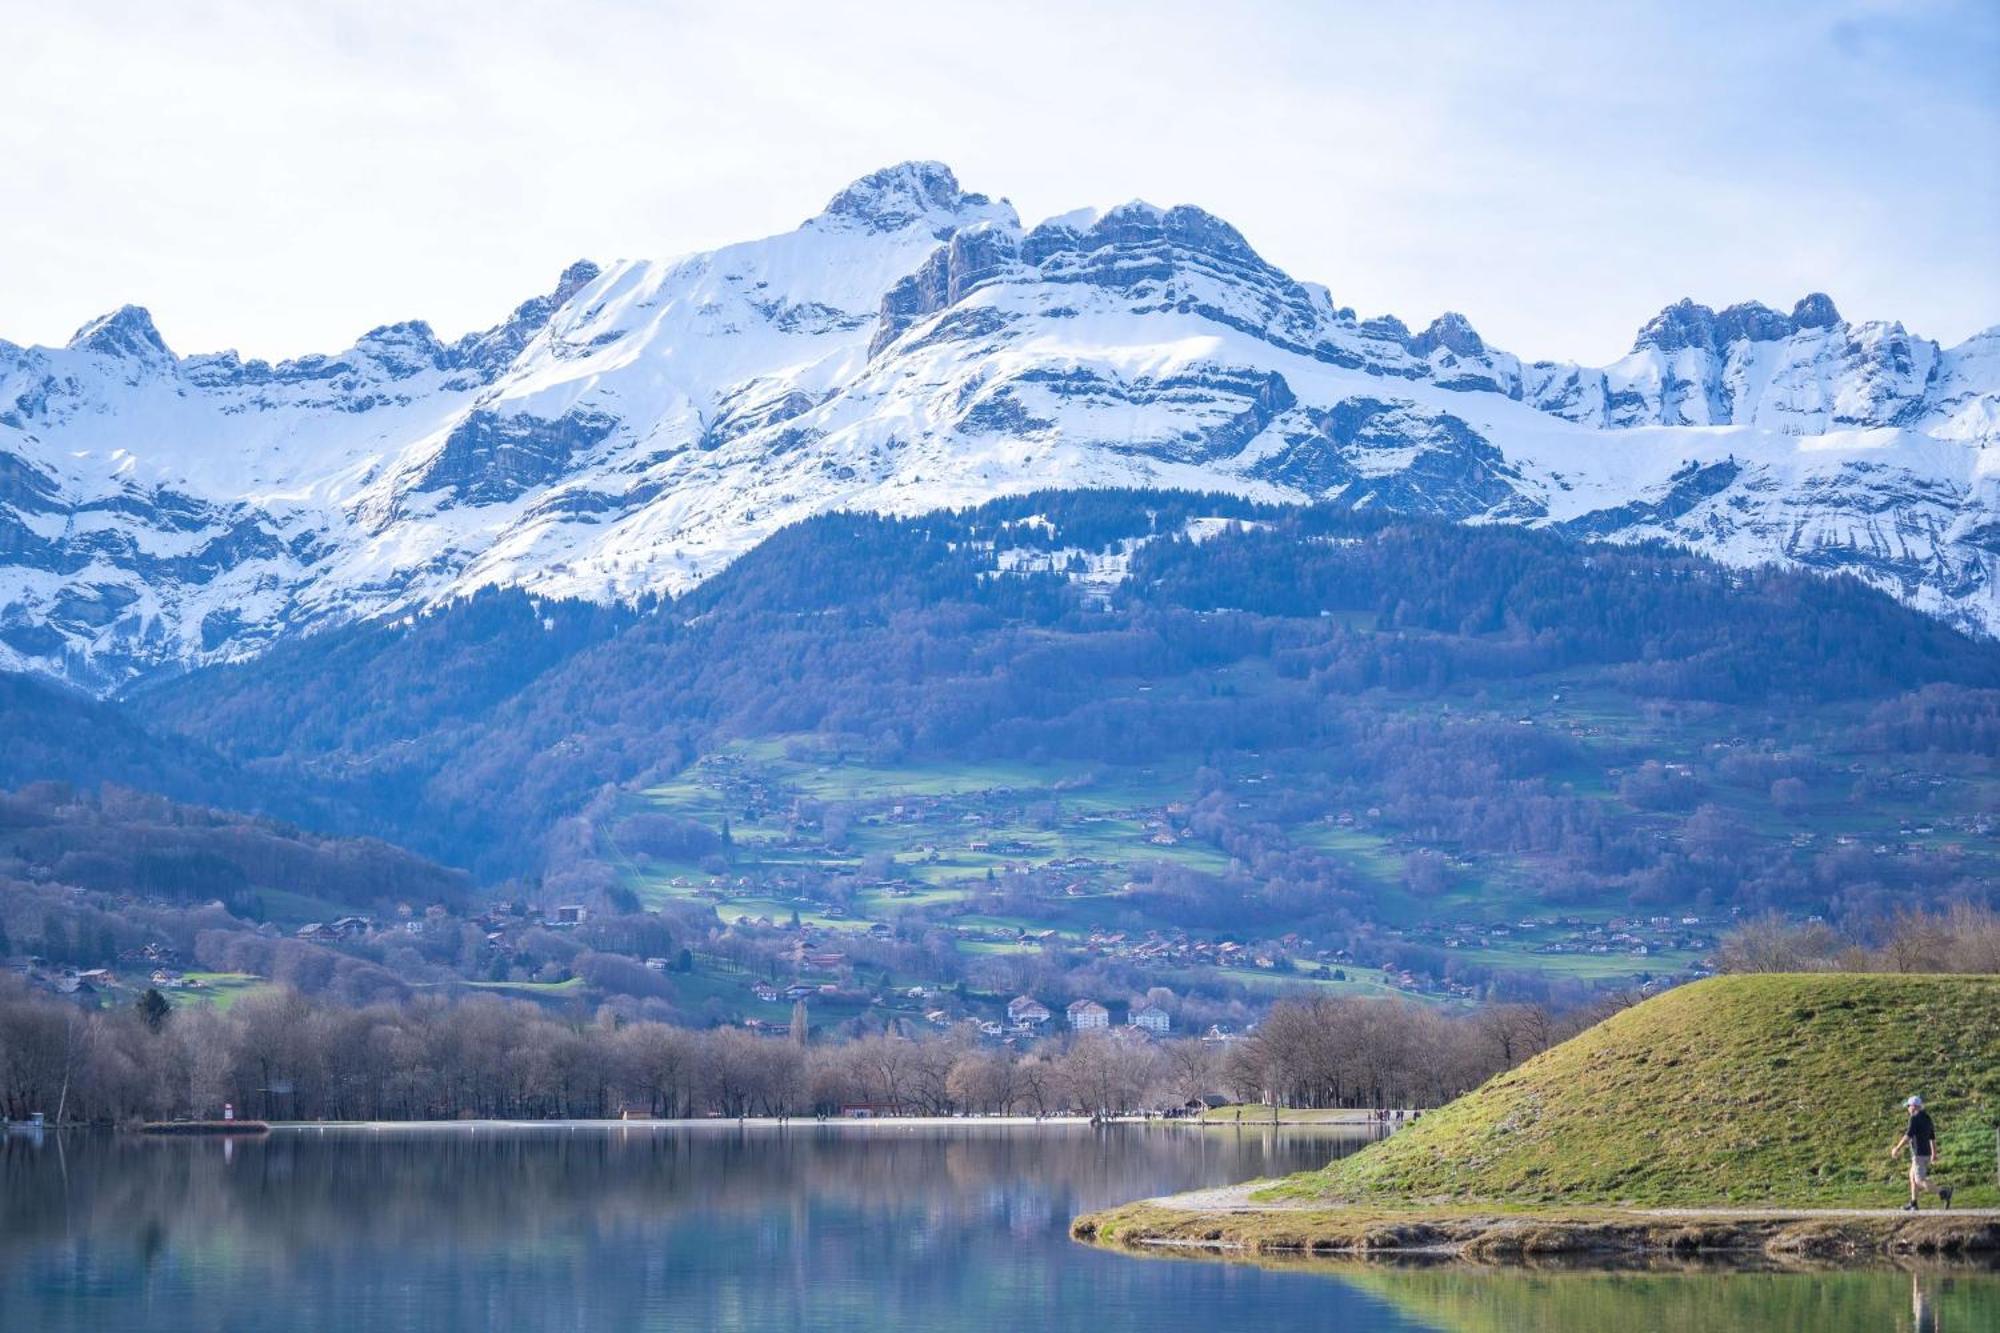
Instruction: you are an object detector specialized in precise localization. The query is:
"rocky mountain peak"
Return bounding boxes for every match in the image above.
[1709,301,1795,345]
[1635,293,1848,355]
[1791,292,1842,329]
[816,161,994,234]
[554,259,601,302]
[1632,298,1720,354]
[67,304,172,361]
[353,320,447,377]
[445,260,605,381]
[1100,202,1255,262]
[1410,311,1487,359]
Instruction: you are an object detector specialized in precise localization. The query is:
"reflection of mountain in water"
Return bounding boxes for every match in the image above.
[0,1127,1350,1271]
[0,1125,1334,1251]
[7,1128,1991,1332]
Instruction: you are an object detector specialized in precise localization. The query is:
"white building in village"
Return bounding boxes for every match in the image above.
[1066,999,1109,1031]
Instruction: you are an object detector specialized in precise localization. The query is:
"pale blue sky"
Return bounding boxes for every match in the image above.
[3,0,1994,364]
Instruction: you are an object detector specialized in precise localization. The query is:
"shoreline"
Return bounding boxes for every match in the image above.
[269,1115,1098,1130]
[1071,1186,2000,1268]
[48,1116,1387,1136]
[227,1115,1386,1132]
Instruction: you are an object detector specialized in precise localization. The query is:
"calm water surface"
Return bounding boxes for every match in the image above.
[0,1124,1992,1331]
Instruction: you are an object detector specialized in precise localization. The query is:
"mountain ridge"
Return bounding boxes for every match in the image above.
[3,160,1994,691]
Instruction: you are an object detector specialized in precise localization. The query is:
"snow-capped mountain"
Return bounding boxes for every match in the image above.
[3,162,1995,691]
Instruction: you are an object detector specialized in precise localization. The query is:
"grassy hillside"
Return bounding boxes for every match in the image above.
[1266,974,2000,1208]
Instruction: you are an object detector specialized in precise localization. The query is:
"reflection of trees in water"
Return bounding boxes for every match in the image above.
[15,1132,1979,1332]
[1,1128,1379,1331]
[0,1127,1350,1262]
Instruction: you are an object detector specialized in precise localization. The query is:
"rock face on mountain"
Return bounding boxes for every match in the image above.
[2,161,1995,691]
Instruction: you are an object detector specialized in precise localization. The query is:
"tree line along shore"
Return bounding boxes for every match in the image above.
[0,977,1600,1126]
[5,906,1997,1128]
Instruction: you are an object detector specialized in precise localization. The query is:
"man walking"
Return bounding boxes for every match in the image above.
[1889,1095,1952,1211]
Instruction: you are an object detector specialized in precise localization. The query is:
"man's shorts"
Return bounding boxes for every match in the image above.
[1912,1154,1932,1182]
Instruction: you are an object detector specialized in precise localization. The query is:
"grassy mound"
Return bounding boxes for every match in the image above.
[1266,974,2000,1208]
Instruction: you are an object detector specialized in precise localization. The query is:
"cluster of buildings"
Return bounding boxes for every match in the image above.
[1352,913,1725,997]
[285,900,612,987]
[750,979,840,1005]
[22,964,118,997]
[295,901,472,945]
[942,923,1322,981]
[1526,915,1716,960]
[1390,913,1719,963]
[1005,994,1172,1037]
[294,916,378,944]
[11,952,213,1000]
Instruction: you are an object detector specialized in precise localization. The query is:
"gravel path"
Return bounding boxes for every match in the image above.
[1149,1182,1309,1210]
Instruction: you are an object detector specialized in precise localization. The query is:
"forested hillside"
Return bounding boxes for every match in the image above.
[141,490,1998,885]
[0,671,249,805]
[0,784,469,1006]
[6,490,1993,1017]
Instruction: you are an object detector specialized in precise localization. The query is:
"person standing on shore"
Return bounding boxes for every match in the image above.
[1889,1095,1952,1211]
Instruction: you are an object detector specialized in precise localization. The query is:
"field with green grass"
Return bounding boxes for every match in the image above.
[612,740,1235,930]
[167,972,266,1010]
[247,888,376,928]
[459,977,586,997]
[604,714,1745,1002]
[1263,973,2000,1209]
[1167,962,1418,1003]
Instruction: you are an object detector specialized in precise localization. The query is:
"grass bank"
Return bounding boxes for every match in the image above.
[1072,1200,2000,1265]
[1075,974,2000,1264]
[1271,974,2000,1210]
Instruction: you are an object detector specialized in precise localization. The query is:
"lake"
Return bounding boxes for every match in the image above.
[1,1123,1993,1331]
